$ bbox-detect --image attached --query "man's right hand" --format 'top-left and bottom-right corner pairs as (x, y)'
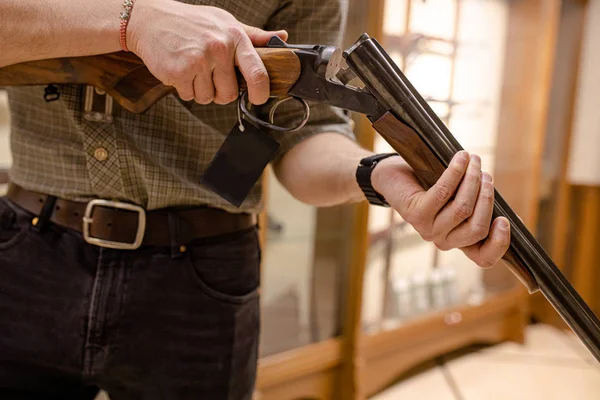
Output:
(127, 0), (288, 105)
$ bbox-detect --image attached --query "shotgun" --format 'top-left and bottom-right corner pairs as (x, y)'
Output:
(2, 33), (600, 361)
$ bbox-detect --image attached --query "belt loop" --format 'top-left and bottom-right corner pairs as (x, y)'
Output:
(32, 195), (57, 232)
(168, 211), (184, 259)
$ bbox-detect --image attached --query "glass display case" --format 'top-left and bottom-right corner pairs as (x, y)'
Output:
(354, 0), (560, 397)
(362, 0), (514, 335)
(255, 0), (560, 395)
(259, 169), (352, 357)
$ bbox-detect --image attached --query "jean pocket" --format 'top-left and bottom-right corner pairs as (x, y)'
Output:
(184, 227), (261, 305)
(0, 199), (28, 251)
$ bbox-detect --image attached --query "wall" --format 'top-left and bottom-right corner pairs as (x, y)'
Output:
(567, 0), (600, 185)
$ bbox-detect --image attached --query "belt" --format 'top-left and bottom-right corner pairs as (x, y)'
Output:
(6, 184), (256, 250)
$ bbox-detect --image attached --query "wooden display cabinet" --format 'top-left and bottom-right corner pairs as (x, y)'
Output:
(254, 0), (562, 399)
(534, 0), (596, 327)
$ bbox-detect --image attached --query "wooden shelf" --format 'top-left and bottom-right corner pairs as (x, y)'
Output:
(254, 288), (528, 400)
(362, 288), (528, 397)
(256, 338), (343, 400)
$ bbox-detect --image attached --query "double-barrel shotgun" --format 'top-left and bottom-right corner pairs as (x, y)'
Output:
(1, 34), (600, 361)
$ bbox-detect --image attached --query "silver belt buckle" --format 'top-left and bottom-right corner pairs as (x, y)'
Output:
(82, 199), (146, 250)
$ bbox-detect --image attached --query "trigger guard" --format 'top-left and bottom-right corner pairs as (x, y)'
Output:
(238, 91), (310, 133)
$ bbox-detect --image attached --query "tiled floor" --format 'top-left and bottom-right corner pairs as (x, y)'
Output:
(371, 324), (600, 400)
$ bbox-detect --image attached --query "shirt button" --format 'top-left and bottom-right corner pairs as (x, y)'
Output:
(94, 147), (108, 161)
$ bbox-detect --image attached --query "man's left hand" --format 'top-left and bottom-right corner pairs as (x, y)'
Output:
(371, 151), (511, 269)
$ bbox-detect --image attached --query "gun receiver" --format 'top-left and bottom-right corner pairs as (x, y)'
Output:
(1, 34), (599, 362)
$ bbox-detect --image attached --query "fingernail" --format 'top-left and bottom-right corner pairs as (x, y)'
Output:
(470, 154), (481, 165)
(482, 172), (492, 183)
(498, 218), (509, 230)
(456, 151), (469, 165)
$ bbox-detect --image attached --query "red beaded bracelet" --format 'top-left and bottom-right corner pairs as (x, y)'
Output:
(119, 0), (135, 52)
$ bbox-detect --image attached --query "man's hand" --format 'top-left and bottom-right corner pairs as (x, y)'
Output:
(274, 133), (509, 268)
(371, 151), (511, 268)
(127, 0), (288, 105)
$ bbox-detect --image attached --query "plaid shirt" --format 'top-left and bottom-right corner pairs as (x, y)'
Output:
(5, 0), (353, 213)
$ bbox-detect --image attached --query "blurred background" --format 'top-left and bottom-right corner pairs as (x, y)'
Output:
(2, 0), (600, 399)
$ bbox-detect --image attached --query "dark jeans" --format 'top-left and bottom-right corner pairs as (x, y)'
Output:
(0, 197), (261, 399)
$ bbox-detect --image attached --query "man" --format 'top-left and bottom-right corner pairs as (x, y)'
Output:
(0, 0), (510, 398)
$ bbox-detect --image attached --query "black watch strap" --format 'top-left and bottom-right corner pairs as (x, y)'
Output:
(356, 153), (399, 207)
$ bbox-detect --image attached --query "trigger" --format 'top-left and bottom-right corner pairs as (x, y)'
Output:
(267, 36), (288, 48)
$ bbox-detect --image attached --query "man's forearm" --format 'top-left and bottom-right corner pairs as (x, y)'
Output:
(273, 133), (376, 207)
(0, 0), (123, 67)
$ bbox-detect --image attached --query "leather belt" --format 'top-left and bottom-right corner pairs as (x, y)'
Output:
(6, 184), (256, 250)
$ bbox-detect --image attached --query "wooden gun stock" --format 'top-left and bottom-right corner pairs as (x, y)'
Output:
(0, 48), (301, 113)
(373, 112), (539, 293)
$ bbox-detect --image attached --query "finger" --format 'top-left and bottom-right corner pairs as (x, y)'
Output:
(193, 66), (215, 105)
(461, 217), (511, 269)
(234, 34), (270, 104)
(431, 154), (482, 239)
(212, 65), (239, 105)
(242, 24), (288, 46)
(212, 44), (239, 105)
(444, 171), (494, 248)
(176, 84), (195, 102)
(420, 151), (470, 217)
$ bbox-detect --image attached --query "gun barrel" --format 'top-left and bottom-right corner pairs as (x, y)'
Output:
(344, 33), (600, 363)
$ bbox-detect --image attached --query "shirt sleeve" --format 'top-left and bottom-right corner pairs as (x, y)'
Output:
(259, 0), (356, 164)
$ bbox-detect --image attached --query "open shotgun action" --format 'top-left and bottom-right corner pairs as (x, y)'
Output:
(2, 33), (600, 361)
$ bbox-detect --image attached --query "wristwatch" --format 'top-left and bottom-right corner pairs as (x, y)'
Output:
(356, 153), (399, 207)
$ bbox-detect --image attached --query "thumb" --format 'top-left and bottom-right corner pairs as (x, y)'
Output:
(241, 24), (288, 46)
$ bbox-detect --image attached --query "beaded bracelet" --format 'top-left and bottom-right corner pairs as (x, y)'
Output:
(119, 0), (135, 52)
